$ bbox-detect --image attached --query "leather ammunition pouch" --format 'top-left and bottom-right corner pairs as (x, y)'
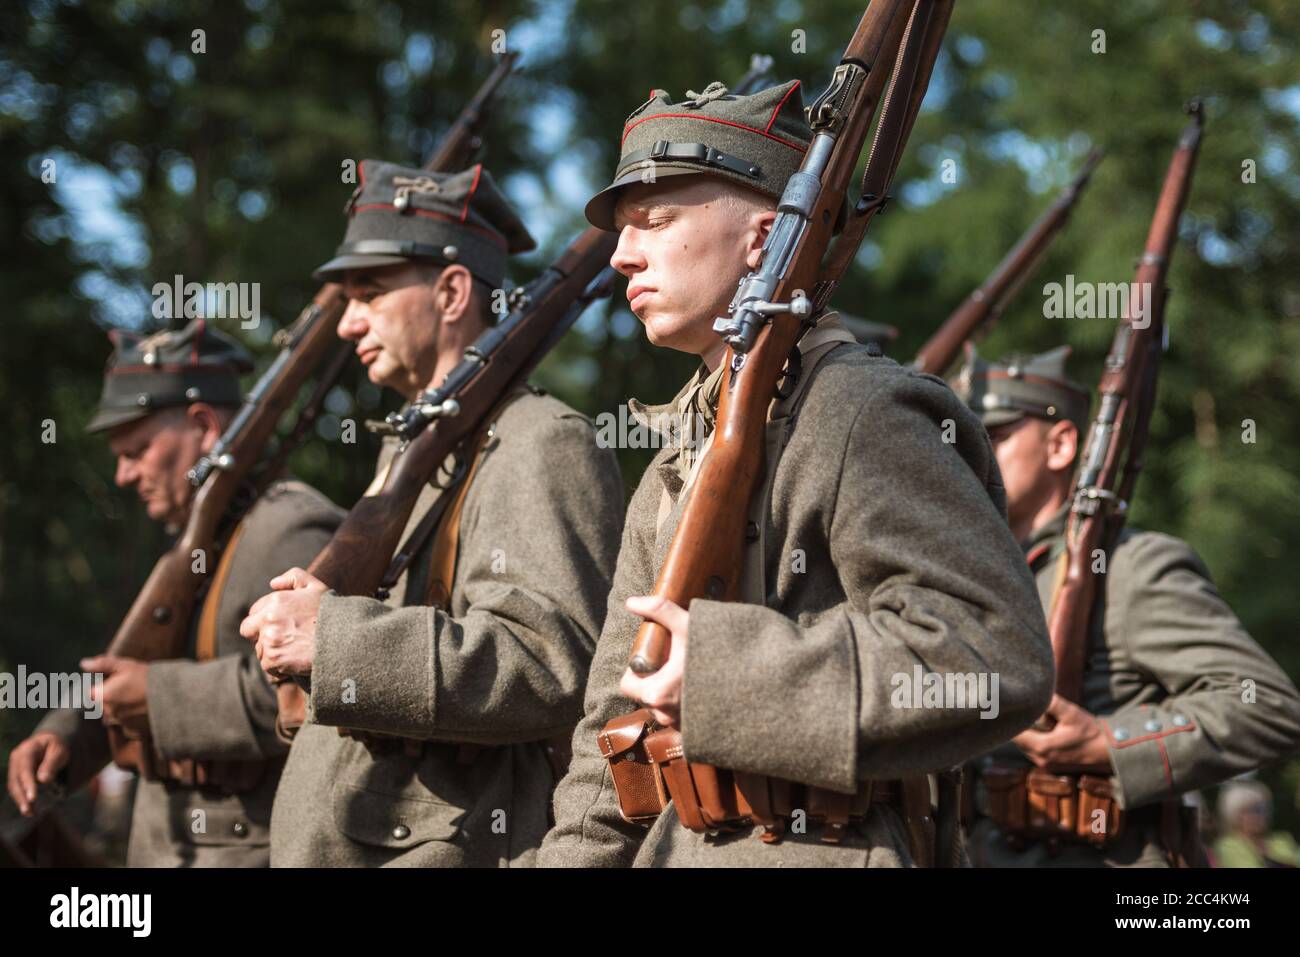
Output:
(598, 712), (941, 860)
(980, 763), (1124, 851)
(598, 708), (669, 823)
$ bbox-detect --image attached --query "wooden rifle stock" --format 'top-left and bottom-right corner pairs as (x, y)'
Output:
(629, 0), (952, 674)
(1047, 103), (1203, 704)
(912, 147), (1104, 376)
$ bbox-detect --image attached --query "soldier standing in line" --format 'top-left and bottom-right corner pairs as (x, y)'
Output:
(7, 320), (343, 866)
(240, 161), (625, 866)
(539, 80), (1055, 867)
(955, 344), (1300, 866)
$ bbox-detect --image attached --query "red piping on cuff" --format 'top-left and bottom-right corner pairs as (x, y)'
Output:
(1100, 717), (1197, 749)
(1156, 737), (1174, 794)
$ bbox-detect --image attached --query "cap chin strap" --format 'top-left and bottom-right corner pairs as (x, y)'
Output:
(979, 392), (1069, 422)
(617, 140), (762, 181)
(329, 240), (495, 289)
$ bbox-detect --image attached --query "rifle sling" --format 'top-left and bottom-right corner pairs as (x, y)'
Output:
(424, 415), (494, 610)
(377, 387), (526, 605)
(195, 519), (250, 662)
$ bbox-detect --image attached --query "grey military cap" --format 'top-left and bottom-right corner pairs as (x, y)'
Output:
(314, 160), (536, 288)
(585, 80), (812, 231)
(954, 343), (1091, 434)
(87, 319), (252, 434)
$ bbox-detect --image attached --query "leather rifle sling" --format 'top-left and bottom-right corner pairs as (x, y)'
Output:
(424, 414), (496, 609)
(196, 519), (249, 661)
(421, 389), (577, 779)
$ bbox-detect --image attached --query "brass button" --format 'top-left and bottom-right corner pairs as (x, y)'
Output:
(392, 824), (411, 840)
(232, 821), (248, 838)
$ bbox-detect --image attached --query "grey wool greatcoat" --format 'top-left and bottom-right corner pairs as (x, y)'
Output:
(270, 389), (624, 867)
(541, 318), (1056, 867)
(967, 507), (1300, 867)
(37, 479), (343, 866)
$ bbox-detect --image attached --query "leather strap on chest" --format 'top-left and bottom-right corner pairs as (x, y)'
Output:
(195, 519), (249, 661)
(423, 413), (496, 610)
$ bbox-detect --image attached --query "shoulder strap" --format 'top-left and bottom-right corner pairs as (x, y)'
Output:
(739, 316), (856, 603)
(425, 424), (492, 610)
(195, 519), (249, 661)
(424, 387), (528, 609)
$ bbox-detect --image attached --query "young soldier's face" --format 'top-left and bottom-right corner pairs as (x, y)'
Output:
(337, 263), (443, 398)
(611, 178), (775, 363)
(108, 407), (216, 527)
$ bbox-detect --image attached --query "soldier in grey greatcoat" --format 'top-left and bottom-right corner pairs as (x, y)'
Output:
(954, 345), (1300, 866)
(540, 80), (1055, 867)
(240, 161), (624, 867)
(7, 320), (342, 866)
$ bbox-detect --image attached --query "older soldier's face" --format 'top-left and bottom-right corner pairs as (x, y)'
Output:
(987, 416), (1078, 537)
(337, 263), (443, 398)
(108, 407), (218, 528)
(611, 177), (775, 366)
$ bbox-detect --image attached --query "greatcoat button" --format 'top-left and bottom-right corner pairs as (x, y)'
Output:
(1144, 719), (1161, 733)
(1113, 728), (1129, 742)
(232, 821), (248, 838)
(392, 824), (411, 840)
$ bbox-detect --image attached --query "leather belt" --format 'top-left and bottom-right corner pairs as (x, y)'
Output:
(152, 757), (269, 794)
(337, 727), (485, 764)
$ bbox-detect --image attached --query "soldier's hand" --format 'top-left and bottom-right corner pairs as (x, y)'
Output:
(7, 732), (71, 816)
(81, 654), (150, 735)
(240, 567), (327, 679)
(620, 595), (688, 728)
(1013, 694), (1113, 773)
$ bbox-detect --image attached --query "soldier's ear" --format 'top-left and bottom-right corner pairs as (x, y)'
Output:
(433, 264), (476, 325)
(1045, 419), (1079, 474)
(745, 209), (778, 270)
(187, 403), (227, 451)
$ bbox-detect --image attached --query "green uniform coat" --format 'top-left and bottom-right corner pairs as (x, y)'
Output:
(967, 507), (1300, 867)
(269, 390), (623, 867)
(37, 479), (343, 866)
(541, 334), (1055, 867)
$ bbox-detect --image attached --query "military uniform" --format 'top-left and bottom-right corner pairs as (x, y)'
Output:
(36, 322), (343, 866)
(956, 346), (1300, 866)
(268, 161), (625, 867)
(541, 82), (1055, 867)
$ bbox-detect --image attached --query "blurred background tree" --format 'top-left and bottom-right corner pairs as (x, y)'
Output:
(2, 0), (1298, 832)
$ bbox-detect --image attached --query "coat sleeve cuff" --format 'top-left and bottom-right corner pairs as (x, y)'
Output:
(310, 592), (437, 735)
(1100, 708), (1196, 809)
(146, 657), (270, 761)
(680, 598), (858, 793)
